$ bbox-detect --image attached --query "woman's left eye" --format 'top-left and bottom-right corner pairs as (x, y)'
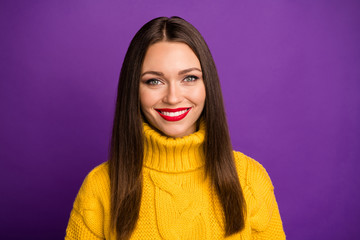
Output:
(183, 75), (199, 82)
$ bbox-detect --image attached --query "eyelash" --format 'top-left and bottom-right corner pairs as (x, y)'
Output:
(145, 79), (162, 85)
(183, 75), (199, 82)
(144, 75), (199, 85)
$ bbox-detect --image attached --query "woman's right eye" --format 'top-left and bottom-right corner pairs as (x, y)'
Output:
(145, 79), (162, 85)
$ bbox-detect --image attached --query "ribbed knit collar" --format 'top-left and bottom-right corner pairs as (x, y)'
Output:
(143, 120), (206, 173)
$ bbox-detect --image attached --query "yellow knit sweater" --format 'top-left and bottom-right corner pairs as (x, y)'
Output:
(65, 122), (285, 239)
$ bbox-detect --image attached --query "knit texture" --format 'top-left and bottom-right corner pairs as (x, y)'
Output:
(65, 122), (285, 239)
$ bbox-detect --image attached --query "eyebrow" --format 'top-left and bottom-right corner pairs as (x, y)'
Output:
(141, 67), (202, 77)
(178, 67), (202, 75)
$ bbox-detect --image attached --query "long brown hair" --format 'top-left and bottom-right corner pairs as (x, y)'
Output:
(109, 16), (246, 239)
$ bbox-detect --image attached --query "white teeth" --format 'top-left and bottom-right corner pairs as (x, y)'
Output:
(161, 109), (187, 117)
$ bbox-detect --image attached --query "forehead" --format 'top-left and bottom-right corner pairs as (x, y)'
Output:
(141, 41), (201, 72)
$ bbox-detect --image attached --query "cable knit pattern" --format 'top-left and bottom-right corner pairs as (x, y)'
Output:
(65, 121), (286, 239)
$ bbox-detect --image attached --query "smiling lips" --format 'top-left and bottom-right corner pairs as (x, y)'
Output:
(155, 107), (191, 121)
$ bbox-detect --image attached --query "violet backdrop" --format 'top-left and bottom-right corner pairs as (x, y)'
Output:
(1, 0), (359, 239)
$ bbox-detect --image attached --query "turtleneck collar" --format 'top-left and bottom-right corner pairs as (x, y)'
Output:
(143, 120), (206, 173)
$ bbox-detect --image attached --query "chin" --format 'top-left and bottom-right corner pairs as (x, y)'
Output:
(158, 125), (193, 138)
(160, 129), (186, 138)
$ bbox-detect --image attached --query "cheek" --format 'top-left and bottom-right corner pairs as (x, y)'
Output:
(139, 89), (152, 108)
(191, 85), (206, 106)
(140, 88), (161, 110)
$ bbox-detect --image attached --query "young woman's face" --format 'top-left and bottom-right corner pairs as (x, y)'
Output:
(140, 41), (206, 138)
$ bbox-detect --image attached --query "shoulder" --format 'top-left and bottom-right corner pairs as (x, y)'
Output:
(69, 162), (110, 238)
(84, 161), (109, 185)
(87, 161), (109, 179)
(232, 151), (274, 194)
(232, 151), (285, 237)
(72, 161), (110, 214)
(80, 162), (109, 193)
(233, 151), (278, 229)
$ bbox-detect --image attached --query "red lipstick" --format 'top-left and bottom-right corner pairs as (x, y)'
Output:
(155, 107), (191, 121)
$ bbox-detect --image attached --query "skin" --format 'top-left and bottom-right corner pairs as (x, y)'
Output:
(140, 41), (206, 138)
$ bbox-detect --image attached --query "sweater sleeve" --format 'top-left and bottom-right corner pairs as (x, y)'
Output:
(234, 152), (286, 239)
(65, 163), (108, 240)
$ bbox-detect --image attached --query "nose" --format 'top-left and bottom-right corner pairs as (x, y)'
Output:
(163, 83), (183, 105)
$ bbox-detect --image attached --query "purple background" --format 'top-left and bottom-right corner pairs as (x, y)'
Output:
(1, 0), (359, 239)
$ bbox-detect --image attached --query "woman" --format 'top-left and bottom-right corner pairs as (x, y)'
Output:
(65, 16), (285, 239)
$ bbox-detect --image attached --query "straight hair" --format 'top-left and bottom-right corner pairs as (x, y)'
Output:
(109, 16), (246, 240)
